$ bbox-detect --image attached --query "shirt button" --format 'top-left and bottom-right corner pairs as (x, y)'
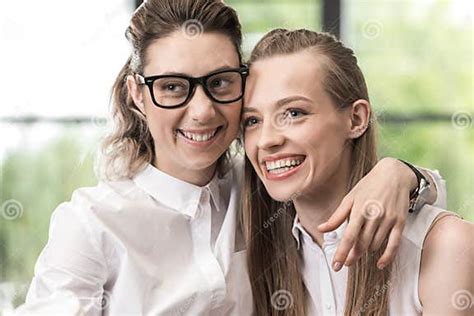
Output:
(325, 303), (332, 310)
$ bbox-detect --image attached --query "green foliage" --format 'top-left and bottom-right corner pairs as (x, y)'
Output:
(228, 0), (320, 34)
(377, 122), (474, 220)
(350, 0), (473, 114)
(0, 131), (98, 307)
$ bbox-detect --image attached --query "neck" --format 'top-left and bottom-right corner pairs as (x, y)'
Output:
(293, 158), (352, 246)
(153, 158), (216, 187)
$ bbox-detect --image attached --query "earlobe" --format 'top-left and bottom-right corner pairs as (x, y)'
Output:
(348, 99), (371, 139)
(126, 75), (146, 114)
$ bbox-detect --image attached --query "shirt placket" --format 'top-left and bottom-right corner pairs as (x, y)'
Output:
(320, 242), (337, 316)
(191, 187), (226, 312)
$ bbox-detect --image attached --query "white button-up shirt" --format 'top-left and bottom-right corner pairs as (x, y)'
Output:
(18, 159), (252, 315)
(292, 169), (447, 316)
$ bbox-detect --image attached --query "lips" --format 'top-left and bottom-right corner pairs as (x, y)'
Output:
(176, 126), (223, 145)
(261, 154), (306, 180)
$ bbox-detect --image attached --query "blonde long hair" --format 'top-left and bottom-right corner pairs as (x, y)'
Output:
(242, 29), (391, 316)
(98, 0), (242, 180)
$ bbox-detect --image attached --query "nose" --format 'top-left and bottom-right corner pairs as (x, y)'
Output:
(187, 85), (216, 124)
(257, 117), (285, 150)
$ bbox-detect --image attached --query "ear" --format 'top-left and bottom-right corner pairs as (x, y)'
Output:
(126, 75), (146, 114)
(347, 99), (371, 139)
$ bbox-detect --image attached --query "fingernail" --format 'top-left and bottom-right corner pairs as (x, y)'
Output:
(333, 261), (342, 271)
(377, 263), (385, 270)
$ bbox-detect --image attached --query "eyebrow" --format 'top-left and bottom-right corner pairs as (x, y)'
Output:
(243, 95), (312, 113)
(153, 65), (238, 77)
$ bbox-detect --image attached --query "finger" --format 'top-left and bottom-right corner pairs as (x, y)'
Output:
(344, 247), (357, 267)
(318, 196), (353, 232)
(332, 216), (364, 271)
(377, 226), (403, 269)
(345, 219), (380, 265)
(344, 242), (363, 267)
(370, 221), (396, 251)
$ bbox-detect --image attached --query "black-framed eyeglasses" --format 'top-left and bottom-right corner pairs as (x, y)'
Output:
(136, 65), (249, 109)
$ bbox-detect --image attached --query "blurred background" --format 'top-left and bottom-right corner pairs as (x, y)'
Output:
(0, 0), (472, 312)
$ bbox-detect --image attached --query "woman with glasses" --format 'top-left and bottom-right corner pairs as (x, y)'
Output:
(17, 0), (446, 315)
(242, 29), (472, 315)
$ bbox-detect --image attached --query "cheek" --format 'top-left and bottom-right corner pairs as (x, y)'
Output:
(304, 122), (348, 162)
(243, 132), (259, 166)
(290, 123), (326, 149)
(145, 108), (182, 140)
(221, 103), (242, 130)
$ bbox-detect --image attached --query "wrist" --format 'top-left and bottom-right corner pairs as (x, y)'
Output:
(378, 157), (418, 192)
(400, 160), (419, 193)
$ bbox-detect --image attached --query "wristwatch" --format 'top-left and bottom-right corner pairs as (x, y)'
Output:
(398, 159), (431, 213)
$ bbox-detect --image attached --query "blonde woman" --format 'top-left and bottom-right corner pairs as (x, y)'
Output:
(242, 29), (473, 316)
(18, 1), (447, 315)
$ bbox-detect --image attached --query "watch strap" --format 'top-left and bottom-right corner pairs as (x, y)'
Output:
(398, 159), (430, 213)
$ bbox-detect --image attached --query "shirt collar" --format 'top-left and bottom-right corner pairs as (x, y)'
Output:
(133, 164), (224, 218)
(291, 215), (348, 250)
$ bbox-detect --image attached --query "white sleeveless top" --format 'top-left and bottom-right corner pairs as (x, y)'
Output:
(389, 205), (457, 315)
(293, 205), (458, 315)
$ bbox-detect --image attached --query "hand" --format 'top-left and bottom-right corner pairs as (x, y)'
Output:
(318, 157), (417, 271)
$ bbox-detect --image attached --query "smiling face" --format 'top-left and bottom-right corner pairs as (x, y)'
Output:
(243, 50), (356, 201)
(127, 31), (242, 185)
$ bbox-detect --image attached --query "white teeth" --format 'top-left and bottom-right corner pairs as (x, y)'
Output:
(265, 158), (303, 173)
(180, 129), (218, 142)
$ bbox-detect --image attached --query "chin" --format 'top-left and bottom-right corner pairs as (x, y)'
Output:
(187, 158), (217, 171)
(263, 183), (300, 203)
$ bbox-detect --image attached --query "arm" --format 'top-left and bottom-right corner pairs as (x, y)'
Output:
(318, 157), (444, 271)
(419, 216), (474, 315)
(16, 204), (107, 315)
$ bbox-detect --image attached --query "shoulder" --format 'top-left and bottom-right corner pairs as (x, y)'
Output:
(423, 215), (473, 252)
(66, 178), (145, 210)
(50, 178), (145, 233)
(418, 214), (474, 314)
(48, 179), (142, 249)
(420, 215), (473, 273)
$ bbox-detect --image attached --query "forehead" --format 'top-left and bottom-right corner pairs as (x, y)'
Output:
(245, 50), (327, 107)
(143, 31), (240, 76)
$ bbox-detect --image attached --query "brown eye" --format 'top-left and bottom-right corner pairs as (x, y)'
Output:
(285, 108), (306, 118)
(243, 117), (259, 128)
